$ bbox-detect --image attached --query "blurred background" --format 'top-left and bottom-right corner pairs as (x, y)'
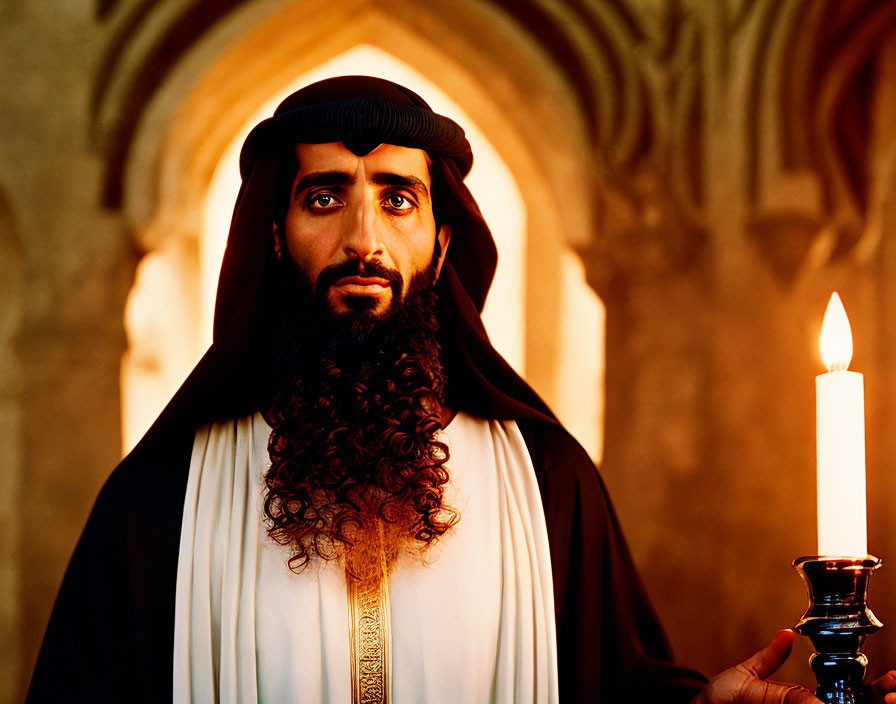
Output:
(3, 0), (896, 700)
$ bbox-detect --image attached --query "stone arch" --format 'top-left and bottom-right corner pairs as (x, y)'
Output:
(114, 0), (604, 455)
(121, 1), (593, 245)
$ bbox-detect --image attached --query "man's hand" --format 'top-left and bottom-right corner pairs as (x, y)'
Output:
(693, 630), (896, 704)
(874, 670), (896, 704)
(692, 630), (818, 704)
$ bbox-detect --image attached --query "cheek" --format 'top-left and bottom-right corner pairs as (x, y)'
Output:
(405, 236), (438, 273)
(285, 223), (338, 276)
(391, 220), (437, 270)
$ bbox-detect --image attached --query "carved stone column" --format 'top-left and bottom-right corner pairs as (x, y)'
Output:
(13, 200), (135, 683)
(16, 311), (132, 687)
(0, 190), (24, 704)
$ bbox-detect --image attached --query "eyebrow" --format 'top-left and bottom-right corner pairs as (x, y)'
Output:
(293, 171), (430, 199)
(370, 173), (429, 199)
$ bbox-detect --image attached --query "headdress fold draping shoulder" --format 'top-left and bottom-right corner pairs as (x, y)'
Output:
(129, 75), (556, 462)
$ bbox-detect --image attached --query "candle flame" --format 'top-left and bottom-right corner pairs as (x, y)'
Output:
(820, 292), (853, 372)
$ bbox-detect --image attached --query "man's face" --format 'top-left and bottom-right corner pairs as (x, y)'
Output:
(277, 142), (451, 316)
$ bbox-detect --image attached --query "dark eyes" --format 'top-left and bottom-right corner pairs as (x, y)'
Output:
(304, 191), (416, 213)
(384, 194), (414, 211)
(308, 192), (340, 209)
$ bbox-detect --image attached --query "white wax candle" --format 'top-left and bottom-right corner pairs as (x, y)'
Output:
(816, 293), (867, 556)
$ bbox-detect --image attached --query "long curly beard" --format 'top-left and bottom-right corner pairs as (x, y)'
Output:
(261, 254), (458, 583)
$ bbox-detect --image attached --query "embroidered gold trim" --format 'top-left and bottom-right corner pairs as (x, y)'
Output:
(347, 574), (391, 704)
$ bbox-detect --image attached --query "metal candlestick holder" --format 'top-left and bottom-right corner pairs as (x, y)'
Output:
(793, 556), (882, 704)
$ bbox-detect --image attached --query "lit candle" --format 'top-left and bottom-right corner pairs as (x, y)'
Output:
(816, 292), (867, 556)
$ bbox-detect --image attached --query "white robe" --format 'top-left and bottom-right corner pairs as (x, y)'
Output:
(173, 411), (558, 703)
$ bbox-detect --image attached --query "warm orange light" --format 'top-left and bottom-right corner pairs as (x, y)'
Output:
(820, 292), (852, 372)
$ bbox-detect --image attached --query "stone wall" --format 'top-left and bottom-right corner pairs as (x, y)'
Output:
(1, 3), (134, 698)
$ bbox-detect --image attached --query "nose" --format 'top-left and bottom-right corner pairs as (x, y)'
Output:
(342, 195), (384, 261)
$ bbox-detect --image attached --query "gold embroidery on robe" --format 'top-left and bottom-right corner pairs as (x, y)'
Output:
(347, 574), (391, 704)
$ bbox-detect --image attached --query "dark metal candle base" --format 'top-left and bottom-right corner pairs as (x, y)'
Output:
(793, 556), (882, 704)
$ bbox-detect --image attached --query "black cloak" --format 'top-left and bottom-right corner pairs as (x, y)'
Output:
(27, 76), (707, 703)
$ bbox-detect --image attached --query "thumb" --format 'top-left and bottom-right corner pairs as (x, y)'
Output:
(740, 630), (795, 680)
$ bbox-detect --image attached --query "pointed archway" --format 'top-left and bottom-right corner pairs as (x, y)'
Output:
(118, 1), (603, 458)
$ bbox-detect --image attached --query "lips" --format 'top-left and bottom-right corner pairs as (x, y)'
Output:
(330, 276), (393, 299)
(315, 261), (402, 301)
(333, 276), (391, 288)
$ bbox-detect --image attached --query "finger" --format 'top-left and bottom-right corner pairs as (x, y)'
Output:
(737, 681), (820, 704)
(740, 630), (796, 680)
(772, 684), (821, 704)
(886, 694), (896, 704)
(874, 670), (896, 691)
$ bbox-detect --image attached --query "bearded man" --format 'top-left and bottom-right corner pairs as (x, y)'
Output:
(27, 77), (896, 703)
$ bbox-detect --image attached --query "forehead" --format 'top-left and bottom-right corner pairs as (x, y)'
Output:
(292, 142), (432, 183)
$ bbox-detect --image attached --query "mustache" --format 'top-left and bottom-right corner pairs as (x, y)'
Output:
(315, 259), (403, 297)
